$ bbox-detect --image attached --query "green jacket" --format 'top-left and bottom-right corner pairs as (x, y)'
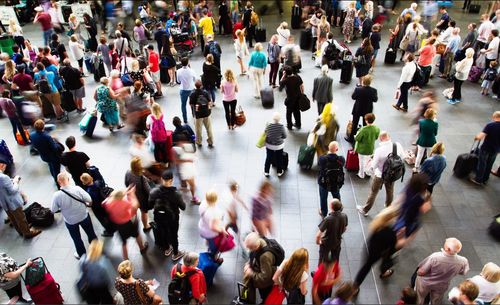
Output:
(354, 125), (380, 155)
(416, 119), (438, 147)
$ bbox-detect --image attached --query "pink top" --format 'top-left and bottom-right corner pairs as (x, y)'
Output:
(110, 77), (124, 91)
(221, 80), (237, 102)
(103, 198), (135, 225)
(418, 44), (436, 67)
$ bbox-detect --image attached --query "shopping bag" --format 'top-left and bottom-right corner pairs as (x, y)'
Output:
(264, 285), (286, 305)
(256, 131), (266, 148)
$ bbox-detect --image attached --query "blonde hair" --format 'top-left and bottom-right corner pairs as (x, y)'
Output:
(224, 69), (235, 82)
(254, 43), (263, 51)
(117, 260), (133, 279)
(205, 190), (218, 205)
(151, 102), (162, 118)
(87, 240), (104, 261)
(423, 108), (436, 119)
(4, 61), (15, 80)
(369, 206), (399, 233)
(110, 189), (126, 201)
(481, 262), (500, 283)
(236, 29), (245, 43)
(70, 35), (78, 42)
(320, 15), (328, 27)
(135, 19), (142, 26)
(130, 156), (144, 176)
(281, 248), (309, 291)
(430, 142), (445, 155)
(69, 14), (76, 21)
(131, 60), (140, 72)
(80, 173), (94, 186)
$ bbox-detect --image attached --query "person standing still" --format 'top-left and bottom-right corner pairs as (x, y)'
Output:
(317, 141), (345, 218)
(279, 66), (304, 130)
(312, 65), (333, 115)
(470, 111), (500, 185)
(316, 199), (348, 263)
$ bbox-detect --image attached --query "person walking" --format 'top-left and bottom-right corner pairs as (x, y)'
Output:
(80, 173), (115, 237)
(415, 238), (469, 305)
(354, 38), (374, 86)
(202, 54), (220, 103)
(471, 111), (500, 185)
(221, 69), (239, 130)
(420, 142), (447, 195)
(279, 65), (304, 130)
(448, 48), (474, 105)
(267, 35), (281, 88)
(393, 53), (417, 112)
(316, 199), (347, 263)
(348, 75), (378, 143)
(189, 80), (214, 148)
(51, 171), (97, 259)
(0, 160), (41, 239)
(124, 157), (152, 232)
(34, 6), (53, 47)
(146, 103), (169, 163)
(203, 35), (222, 71)
(94, 77), (121, 132)
(234, 29), (249, 76)
(317, 141), (345, 218)
(354, 113), (380, 179)
(312, 65), (333, 115)
(272, 248), (309, 304)
(356, 132), (405, 216)
(30, 119), (62, 185)
(149, 170), (186, 261)
(0, 90), (30, 145)
(248, 43), (267, 99)
(177, 57), (197, 124)
(263, 112), (287, 177)
(242, 2), (256, 48)
(414, 109), (438, 172)
(251, 180), (274, 237)
(311, 257), (342, 304)
(198, 190), (226, 257)
(60, 136), (90, 188)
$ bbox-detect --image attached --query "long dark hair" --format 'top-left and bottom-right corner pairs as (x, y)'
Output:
(362, 38), (373, 54)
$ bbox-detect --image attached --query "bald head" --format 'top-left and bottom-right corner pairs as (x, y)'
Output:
(57, 171), (71, 187)
(328, 141), (339, 153)
(379, 131), (390, 142)
(244, 232), (263, 251)
(444, 238), (462, 255)
(493, 111), (500, 120)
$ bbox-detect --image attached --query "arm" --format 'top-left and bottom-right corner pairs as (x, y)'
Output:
(250, 252), (275, 287)
(474, 132), (486, 141)
(4, 259), (32, 280)
(174, 191), (186, 211)
(78, 187), (92, 203)
(299, 278), (308, 296)
(108, 88), (120, 99)
(315, 229), (323, 245)
(417, 256), (432, 276)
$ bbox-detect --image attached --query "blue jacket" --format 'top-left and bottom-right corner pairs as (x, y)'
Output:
(420, 155), (447, 185)
(0, 172), (24, 211)
(30, 131), (61, 163)
(249, 51), (267, 69)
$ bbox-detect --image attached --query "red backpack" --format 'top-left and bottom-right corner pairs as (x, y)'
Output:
(151, 115), (168, 142)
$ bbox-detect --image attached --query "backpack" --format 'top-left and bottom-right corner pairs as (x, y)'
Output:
(411, 63), (424, 87)
(382, 143), (405, 184)
(50, 41), (59, 57)
(320, 156), (345, 190)
(36, 73), (52, 94)
(168, 264), (196, 304)
(151, 115), (168, 142)
(258, 237), (285, 266)
(250, 11), (259, 26)
(486, 69), (497, 81)
(208, 41), (221, 58)
(323, 41), (340, 61)
(194, 93), (211, 118)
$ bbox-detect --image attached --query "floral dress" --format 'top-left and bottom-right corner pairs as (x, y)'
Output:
(96, 85), (119, 126)
(130, 70), (155, 95)
(115, 278), (152, 305)
(342, 8), (355, 37)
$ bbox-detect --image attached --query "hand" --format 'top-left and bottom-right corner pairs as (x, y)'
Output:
(26, 258), (32, 266)
(13, 176), (21, 183)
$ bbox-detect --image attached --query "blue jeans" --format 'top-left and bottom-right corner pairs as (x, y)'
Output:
(9, 117), (29, 143)
(47, 161), (61, 184)
(65, 214), (97, 257)
(43, 29), (54, 47)
(475, 149), (497, 183)
(207, 88), (216, 103)
(180, 90), (192, 123)
(318, 184), (340, 217)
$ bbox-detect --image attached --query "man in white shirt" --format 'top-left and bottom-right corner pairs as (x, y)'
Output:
(481, 29), (500, 68)
(393, 53), (417, 112)
(357, 131), (404, 216)
(176, 57), (197, 124)
(476, 14), (495, 51)
(114, 31), (129, 58)
(276, 22), (290, 48)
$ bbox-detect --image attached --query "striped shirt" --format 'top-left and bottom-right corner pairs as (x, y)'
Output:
(265, 123), (287, 149)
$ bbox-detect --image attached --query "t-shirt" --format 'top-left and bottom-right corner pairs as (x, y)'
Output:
(12, 73), (33, 92)
(104, 198), (134, 225)
(318, 211), (348, 248)
(60, 151), (90, 184)
(198, 201), (224, 239)
(370, 32), (381, 50)
(221, 80), (237, 101)
(69, 40), (84, 61)
(0, 98), (17, 118)
(486, 37), (500, 60)
(34, 70), (57, 93)
(418, 45), (436, 67)
(470, 275), (500, 303)
(437, 12), (449, 30)
(60, 66), (83, 90)
(199, 16), (214, 35)
(280, 75), (303, 102)
(134, 25), (147, 41)
(0, 253), (19, 290)
(312, 262), (340, 296)
(148, 51), (160, 72)
(481, 121), (500, 153)
(36, 12), (52, 31)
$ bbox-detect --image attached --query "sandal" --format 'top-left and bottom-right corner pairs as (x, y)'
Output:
(380, 269), (394, 278)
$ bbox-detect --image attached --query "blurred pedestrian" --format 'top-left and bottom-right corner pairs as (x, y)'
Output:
(251, 180), (274, 237)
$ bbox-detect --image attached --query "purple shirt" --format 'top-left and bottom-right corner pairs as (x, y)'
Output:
(0, 98), (17, 118)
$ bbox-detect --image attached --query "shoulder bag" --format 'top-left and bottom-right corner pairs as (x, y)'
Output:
(61, 189), (89, 206)
(135, 280), (162, 305)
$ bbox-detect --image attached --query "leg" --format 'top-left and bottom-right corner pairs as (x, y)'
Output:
(180, 90), (189, 123)
(354, 252), (381, 287)
(275, 148), (283, 173)
(7, 208), (32, 236)
(195, 118), (203, 145)
(65, 221), (86, 257)
(318, 244), (329, 264)
(427, 183), (435, 194)
(379, 253), (394, 274)
(397, 82), (410, 110)
(264, 148), (273, 174)
(223, 102), (231, 126)
(317, 103), (325, 115)
(122, 242), (128, 260)
(350, 115), (361, 141)
(186, 178), (196, 198)
(286, 107), (293, 129)
(5, 281), (26, 301)
(415, 145), (426, 169)
(358, 154), (369, 178)
(415, 277), (431, 305)
(80, 214), (98, 245)
(452, 79), (463, 101)
(384, 181), (395, 207)
(258, 285), (274, 303)
(475, 150), (497, 183)
(429, 290), (445, 305)
(256, 70), (263, 95)
(230, 100), (237, 126)
(47, 161), (61, 184)
(204, 117), (214, 145)
(293, 107), (301, 128)
(362, 176), (383, 213)
(170, 217), (180, 254)
(141, 210), (151, 230)
(318, 185), (329, 218)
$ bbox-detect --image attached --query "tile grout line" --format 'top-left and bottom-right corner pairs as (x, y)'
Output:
(339, 140), (381, 305)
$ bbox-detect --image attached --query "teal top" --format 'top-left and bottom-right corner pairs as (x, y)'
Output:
(248, 51), (267, 69)
(416, 119), (438, 148)
(354, 125), (380, 155)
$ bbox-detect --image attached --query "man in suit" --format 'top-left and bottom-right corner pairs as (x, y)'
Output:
(312, 65), (333, 115)
(360, 13), (373, 39)
(30, 119), (62, 185)
(347, 75), (378, 143)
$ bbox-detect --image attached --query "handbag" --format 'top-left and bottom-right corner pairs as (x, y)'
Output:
(235, 105), (246, 126)
(214, 231), (236, 252)
(436, 43), (446, 55)
(25, 259), (46, 287)
(121, 58), (134, 86)
(256, 130), (266, 148)
(66, 28), (74, 37)
(298, 94), (310, 112)
(264, 285), (286, 305)
(399, 36), (410, 51)
(135, 281), (162, 305)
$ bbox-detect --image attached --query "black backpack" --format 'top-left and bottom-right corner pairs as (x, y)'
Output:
(194, 93), (211, 118)
(168, 264), (196, 304)
(411, 63), (424, 87)
(323, 41), (340, 61)
(320, 156), (345, 190)
(382, 143), (405, 184)
(259, 237), (285, 266)
(23, 202), (54, 227)
(36, 74), (52, 94)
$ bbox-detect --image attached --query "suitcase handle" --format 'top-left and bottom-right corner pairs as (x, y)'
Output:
(19, 257), (49, 282)
(237, 282), (247, 299)
(470, 140), (481, 153)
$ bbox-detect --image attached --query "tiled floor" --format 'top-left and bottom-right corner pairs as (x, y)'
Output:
(1, 1), (499, 304)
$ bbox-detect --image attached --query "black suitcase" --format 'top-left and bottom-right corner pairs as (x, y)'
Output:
(282, 151), (289, 170)
(160, 66), (170, 84)
(61, 90), (77, 112)
(340, 60), (353, 84)
(453, 141), (480, 178)
(469, 4), (480, 13)
(255, 27), (267, 42)
(230, 282), (248, 305)
(150, 221), (167, 249)
(300, 29), (312, 50)
(93, 59), (105, 82)
(291, 6), (302, 29)
(85, 115), (98, 137)
(260, 87), (274, 108)
(488, 214), (500, 242)
(384, 47), (397, 64)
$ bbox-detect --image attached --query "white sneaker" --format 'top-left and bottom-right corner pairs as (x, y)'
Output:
(356, 205), (368, 217)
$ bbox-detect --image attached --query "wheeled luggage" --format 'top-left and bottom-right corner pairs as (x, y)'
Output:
(300, 29), (312, 50)
(291, 5), (302, 29)
(298, 144), (316, 169)
(282, 151), (289, 170)
(23, 257), (64, 304)
(384, 47), (397, 64)
(260, 87), (274, 108)
(230, 282), (248, 305)
(345, 149), (359, 171)
(79, 113), (98, 137)
(468, 4), (480, 13)
(340, 59), (353, 84)
(488, 214), (500, 242)
(197, 252), (221, 287)
(61, 90), (76, 112)
(467, 66), (483, 83)
(453, 141), (480, 178)
(255, 20), (267, 43)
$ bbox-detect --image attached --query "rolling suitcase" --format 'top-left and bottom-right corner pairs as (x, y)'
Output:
(384, 47), (397, 64)
(230, 282), (248, 305)
(340, 59), (353, 84)
(298, 144), (316, 169)
(23, 257), (64, 304)
(300, 29), (312, 50)
(468, 3), (480, 13)
(197, 252), (222, 287)
(345, 149), (359, 171)
(61, 90), (76, 112)
(291, 5), (302, 29)
(260, 87), (274, 108)
(255, 19), (267, 43)
(467, 66), (483, 82)
(453, 141), (480, 178)
(270, 151), (288, 170)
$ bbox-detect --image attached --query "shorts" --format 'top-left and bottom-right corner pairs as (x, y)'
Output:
(71, 86), (86, 100)
(372, 49), (379, 59)
(151, 71), (160, 83)
(481, 79), (492, 89)
(116, 219), (139, 243)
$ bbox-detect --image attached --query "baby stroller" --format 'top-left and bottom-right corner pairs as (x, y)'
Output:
(170, 25), (194, 57)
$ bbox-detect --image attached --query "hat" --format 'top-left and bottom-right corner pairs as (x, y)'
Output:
(34, 6), (43, 12)
(161, 170), (174, 181)
(0, 157), (9, 165)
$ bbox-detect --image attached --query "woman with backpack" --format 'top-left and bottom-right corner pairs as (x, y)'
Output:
(272, 248), (309, 304)
(354, 38), (373, 87)
(146, 103), (170, 163)
(125, 157), (152, 233)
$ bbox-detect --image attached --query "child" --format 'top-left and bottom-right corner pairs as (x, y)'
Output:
(481, 61), (498, 95)
(322, 281), (356, 305)
(396, 287), (417, 305)
(370, 23), (382, 70)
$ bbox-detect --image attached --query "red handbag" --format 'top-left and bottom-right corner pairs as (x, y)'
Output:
(345, 149), (360, 171)
(214, 231), (236, 252)
(264, 285), (286, 305)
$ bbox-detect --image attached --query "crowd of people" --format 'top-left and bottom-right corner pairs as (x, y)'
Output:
(0, 0), (499, 304)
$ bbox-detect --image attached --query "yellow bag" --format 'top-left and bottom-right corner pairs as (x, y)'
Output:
(251, 11), (259, 26)
(256, 131), (266, 148)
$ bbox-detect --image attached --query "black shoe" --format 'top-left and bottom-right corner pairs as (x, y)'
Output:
(344, 136), (353, 143)
(287, 125), (293, 130)
(101, 230), (114, 237)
